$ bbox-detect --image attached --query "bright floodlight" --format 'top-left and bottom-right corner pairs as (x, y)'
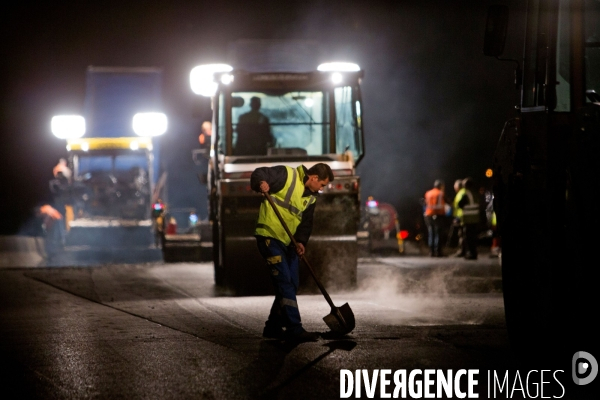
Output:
(317, 62), (361, 72)
(132, 112), (168, 137)
(51, 115), (85, 139)
(190, 64), (233, 97)
(331, 72), (343, 84)
(220, 73), (234, 85)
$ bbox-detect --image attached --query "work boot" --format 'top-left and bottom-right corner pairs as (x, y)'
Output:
(262, 326), (285, 340)
(285, 329), (320, 343)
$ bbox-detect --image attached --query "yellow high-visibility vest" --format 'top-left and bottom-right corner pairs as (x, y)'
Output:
(453, 188), (466, 220)
(255, 166), (317, 245)
(461, 189), (481, 225)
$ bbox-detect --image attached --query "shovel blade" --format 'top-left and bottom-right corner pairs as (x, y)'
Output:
(323, 302), (355, 335)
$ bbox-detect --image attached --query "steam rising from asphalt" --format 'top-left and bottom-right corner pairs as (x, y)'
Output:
(346, 257), (504, 326)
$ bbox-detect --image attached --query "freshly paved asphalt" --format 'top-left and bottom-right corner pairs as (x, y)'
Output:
(0, 248), (594, 399)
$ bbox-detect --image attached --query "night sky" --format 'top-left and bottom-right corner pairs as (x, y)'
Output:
(0, 0), (524, 235)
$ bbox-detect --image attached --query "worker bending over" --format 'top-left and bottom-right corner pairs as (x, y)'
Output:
(251, 163), (333, 343)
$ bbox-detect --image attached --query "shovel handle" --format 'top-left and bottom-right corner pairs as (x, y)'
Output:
(263, 192), (336, 309)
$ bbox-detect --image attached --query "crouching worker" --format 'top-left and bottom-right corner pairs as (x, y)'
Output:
(251, 163), (334, 343)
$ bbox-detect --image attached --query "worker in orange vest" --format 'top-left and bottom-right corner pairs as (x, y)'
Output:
(424, 179), (447, 257)
(198, 121), (212, 151)
(36, 204), (65, 257)
(37, 204), (63, 230)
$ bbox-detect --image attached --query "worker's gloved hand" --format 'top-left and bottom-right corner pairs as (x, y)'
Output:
(259, 181), (270, 193)
(295, 243), (305, 256)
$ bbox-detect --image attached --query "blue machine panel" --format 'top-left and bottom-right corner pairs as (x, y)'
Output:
(84, 67), (163, 138)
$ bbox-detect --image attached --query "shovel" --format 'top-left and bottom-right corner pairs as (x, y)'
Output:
(264, 192), (355, 335)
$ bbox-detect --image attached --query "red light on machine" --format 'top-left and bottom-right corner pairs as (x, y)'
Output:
(398, 230), (409, 240)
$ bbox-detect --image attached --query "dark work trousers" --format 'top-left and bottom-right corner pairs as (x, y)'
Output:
(463, 223), (478, 259)
(256, 236), (304, 335)
(43, 219), (64, 257)
(448, 219), (464, 253)
(455, 223), (465, 255)
(424, 215), (443, 256)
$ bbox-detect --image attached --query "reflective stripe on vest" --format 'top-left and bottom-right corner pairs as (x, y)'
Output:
(270, 168), (306, 219)
(462, 190), (480, 224)
(255, 166), (317, 245)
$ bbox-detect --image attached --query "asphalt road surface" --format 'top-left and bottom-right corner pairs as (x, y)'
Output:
(0, 253), (593, 399)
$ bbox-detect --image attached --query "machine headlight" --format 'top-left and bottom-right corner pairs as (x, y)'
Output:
(51, 115), (85, 139)
(132, 112), (168, 137)
(220, 73), (234, 84)
(331, 72), (343, 84)
(190, 64), (233, 97)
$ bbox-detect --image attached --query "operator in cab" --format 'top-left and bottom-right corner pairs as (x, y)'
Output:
(251, 163), (334, 343)
(235, 96), (274, 156)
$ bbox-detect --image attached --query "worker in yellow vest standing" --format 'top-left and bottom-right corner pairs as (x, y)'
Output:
(450, 179), (466, 256)
(458, 177), (481, 260)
